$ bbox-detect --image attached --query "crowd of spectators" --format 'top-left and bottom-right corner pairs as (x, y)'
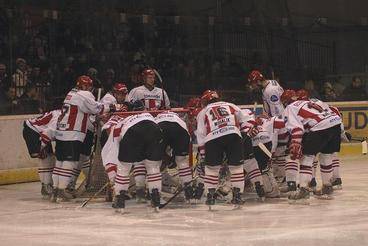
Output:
(0, 7), (367, 115)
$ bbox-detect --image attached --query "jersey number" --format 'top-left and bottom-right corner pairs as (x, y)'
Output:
(209, 106), (230, 121)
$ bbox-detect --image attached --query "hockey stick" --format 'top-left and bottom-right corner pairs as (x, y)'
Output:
(258, 142), (272, 158)
(152, 69), (167, 109)
(80, 182), (109, 208)
(159, 176), (198, 209)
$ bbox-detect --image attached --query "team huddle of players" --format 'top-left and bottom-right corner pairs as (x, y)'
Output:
(22, 68), (350, 211)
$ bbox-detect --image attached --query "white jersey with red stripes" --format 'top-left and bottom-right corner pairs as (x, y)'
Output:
(119, 113), (156, 140)
(56, 88), (109, 142)
(196, 101), (252, 147)
(262, 80), (285, 117)
(100, 92), (117, 105)
(283, 99), (342, 143)
(101, 114), (124, 131)
(239, 108), (257, 133)
(26, 110), (61, 134)
(101, 120), (123, 168)
(127, 85), (170, 110)
(252, 116), (288, 152)
(155, 111), (188, 132)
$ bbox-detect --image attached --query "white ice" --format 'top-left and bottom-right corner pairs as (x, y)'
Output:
(1, 157), (368, 246)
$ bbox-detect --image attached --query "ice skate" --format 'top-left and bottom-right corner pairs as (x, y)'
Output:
(150, 188), (161, 212)
(254, 181), (266, 201)
(309, 177), (317, 192)
(113, 190), (127, 214)
(314, 184), (334, 200)
(206, 188), (216, 210)
(41, 183), (53, 199)
(52, 189), (74, 203)
(288, 187), (310, 205)
(231, 187), (244, 209)
(183, 182), (194, 202)
(332, 178), (342, 190)
(193, 182), (204, 203)
(135, 187), (147, 203)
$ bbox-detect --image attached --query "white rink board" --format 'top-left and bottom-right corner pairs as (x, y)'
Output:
(0, 157), (367, 246)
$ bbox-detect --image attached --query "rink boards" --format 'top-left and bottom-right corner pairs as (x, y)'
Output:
(0, 101), (367, 185)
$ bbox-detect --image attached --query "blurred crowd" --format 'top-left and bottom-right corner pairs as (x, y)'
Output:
(0, 8), (367, 115)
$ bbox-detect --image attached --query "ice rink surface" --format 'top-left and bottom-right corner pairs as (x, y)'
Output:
(1, 157), (368, 246)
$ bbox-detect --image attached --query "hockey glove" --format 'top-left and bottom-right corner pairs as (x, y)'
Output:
(289, 141), (302, 160)
(109, 103), (128, 112)
(248, 126), (259, 138)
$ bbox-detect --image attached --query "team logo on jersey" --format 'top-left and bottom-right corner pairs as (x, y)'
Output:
(270, 95), (278, 102)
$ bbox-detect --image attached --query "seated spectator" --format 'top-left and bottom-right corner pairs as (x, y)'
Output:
(304, 79), (321, 99)
(12, 58), (28, 98)
(0, 63), (10, 96)
(17, 84), (41, 114)
(343, 76), (368, 101)
(321, 82), (337, 102)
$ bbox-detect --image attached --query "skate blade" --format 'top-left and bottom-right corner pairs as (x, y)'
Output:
(232, 204), (242, 210)
(115, 208), (126, 214)
(314, 194), (334, 200)
(154, 207), (160, 213)
(288, 199), (310, 205)
(333, 185), (342, 190)
(259, 197), (266, 202)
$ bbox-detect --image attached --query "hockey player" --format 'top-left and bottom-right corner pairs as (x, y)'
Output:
(23, 109), (61, 198)
(282, 91), (342, 201)
(296, 89), (348, 190)
(127, 69), (170, 200)
(155, 111), (193, 201)
(113, 108), (164, 212)
(248, 70), (287, 180)
(100, 82), (128, 105)
(52, 75), (120, 202)
(196, 90), (251, 207)
(127, 68), (170, 110)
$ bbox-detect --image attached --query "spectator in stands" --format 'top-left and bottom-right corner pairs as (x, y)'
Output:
(342, 76), (367, 101)
(12, 58), (28, 98)
(304, 79), (321, 99)
(321, 82), (337, 102)
(18, 83), (41, 114)
(87, 67), (102, 88)
(102, 68), (115, 92)
(0, 63), (10, 94)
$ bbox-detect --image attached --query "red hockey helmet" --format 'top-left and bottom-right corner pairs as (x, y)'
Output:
(76, 75), (93, 89)
(296, 89), (309, 100)
(248, 70), (264, 84)
(281, 89), (297, 106)
(142, 68), (155, 78)
(201, 90), (219, 105)
(113, 82), (128, 93)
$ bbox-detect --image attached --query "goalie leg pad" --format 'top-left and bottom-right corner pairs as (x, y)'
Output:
(79, 154), (90, 177)
(261, 168), (280, 198)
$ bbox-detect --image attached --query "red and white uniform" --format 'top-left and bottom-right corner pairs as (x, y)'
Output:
(101, 119), (124, 174)
(127, 85), (170, 110)
(26, 110), (61, 145)
(101, 114), (124, 131)
(283, 99), (342, 143)
(155, 111), (188, 132)
(100, 92), (117, 105)
(262, 80), (284, 117)
(119, 113), (156, 139)
(56, 88), (109, 142)
(196, 101), (251, 148)
(252, 116), (288, 153)
(239, 109), (257, 134)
